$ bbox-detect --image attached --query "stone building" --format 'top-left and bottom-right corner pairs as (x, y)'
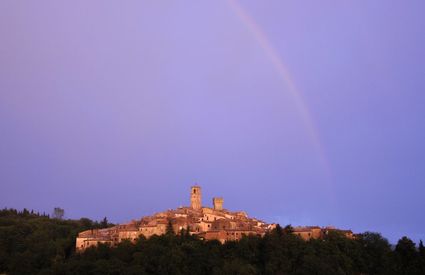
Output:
(190, 185), (202, 210)
(76, 185), (353, 251)
(292, 226), (354, 241)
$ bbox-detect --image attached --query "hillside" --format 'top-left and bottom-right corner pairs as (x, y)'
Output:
(1, 208), (425, 275)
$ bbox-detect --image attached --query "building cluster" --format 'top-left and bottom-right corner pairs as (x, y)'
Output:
(292, 226), (353, 241)
(76, 186), (353, 251)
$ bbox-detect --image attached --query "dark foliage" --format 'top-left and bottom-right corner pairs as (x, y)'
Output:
(0, 208), (114, 275)
(0, 208), (424, 275)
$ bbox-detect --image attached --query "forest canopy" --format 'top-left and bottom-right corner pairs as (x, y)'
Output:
(0, 208), (424, 275)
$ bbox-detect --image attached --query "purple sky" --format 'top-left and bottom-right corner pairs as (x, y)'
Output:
(1, 1), (424, 243)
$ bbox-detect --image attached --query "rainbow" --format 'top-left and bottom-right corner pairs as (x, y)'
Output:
(227, 0), (332, 182)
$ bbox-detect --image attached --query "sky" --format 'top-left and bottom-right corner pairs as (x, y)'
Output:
(0, 0), (424, 244)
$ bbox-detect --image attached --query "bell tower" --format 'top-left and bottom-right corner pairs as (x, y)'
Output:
(213, 197), (223, 211)
(190, 185), (202, 210)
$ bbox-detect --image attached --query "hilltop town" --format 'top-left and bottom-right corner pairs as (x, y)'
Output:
(76, 186), (353, 251)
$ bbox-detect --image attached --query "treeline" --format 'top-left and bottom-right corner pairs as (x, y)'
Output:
(1, 209), (425, 275)
(0, 208), (113, 275)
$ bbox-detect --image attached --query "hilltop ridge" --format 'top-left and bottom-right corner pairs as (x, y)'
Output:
(76, 185), (352, 251)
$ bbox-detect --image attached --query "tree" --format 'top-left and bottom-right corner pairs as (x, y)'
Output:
(357, 232), (392, 274)
(52, 207), (64, 220)
(419, 240), (425, 258)
(283, 224), (294, 234)
(166, 220), (175, 236)
(395, 236), (420, 274)
(3, 208), (425, 275)
(419, 240), (425, 274)
(100, 217), (108, 228)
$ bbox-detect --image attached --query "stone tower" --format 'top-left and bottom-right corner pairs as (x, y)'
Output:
(190, 185), (202, 210)
(213, 197), (223, 211)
